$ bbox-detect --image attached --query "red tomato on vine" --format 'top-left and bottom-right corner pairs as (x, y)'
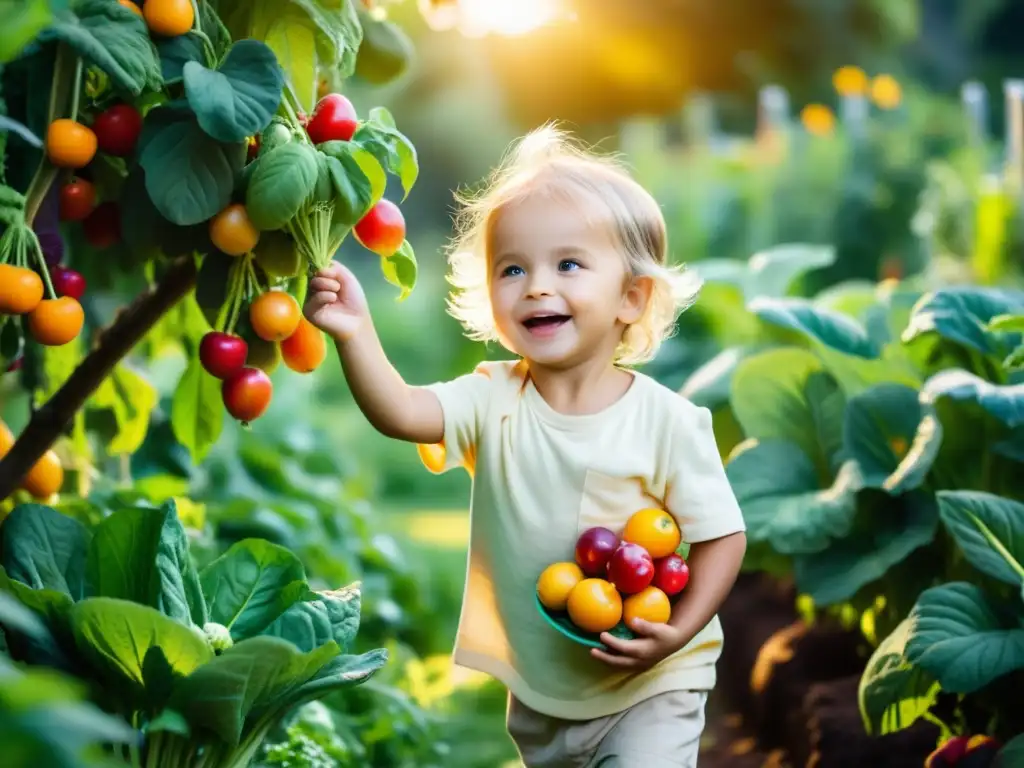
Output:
(354, 199), (406, 258)
(59, 178), (96, 222)
(222, 367), (273, 422)
(306, 93), (358, 143)
(93, 104), (143, 157)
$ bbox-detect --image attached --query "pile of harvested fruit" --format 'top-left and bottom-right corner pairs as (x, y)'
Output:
(536, 508), (691, 635)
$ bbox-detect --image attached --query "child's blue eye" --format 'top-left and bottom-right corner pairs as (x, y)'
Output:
(502, 265), (524, 277)
(559, 259), (581, 272)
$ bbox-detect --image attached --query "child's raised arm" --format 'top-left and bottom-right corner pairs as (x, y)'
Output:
(304, 261), (444, 445)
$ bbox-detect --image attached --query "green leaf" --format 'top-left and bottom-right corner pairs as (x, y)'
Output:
(842, 383), (923, 491)
(742, 244), (836, 300)
(0, 0), (53, 64)
(726, 439), (861, 553)
(904, 582), (1024, 694)
(352, 107), (419, 199)
(987, 313), (1024, 334)
(918, 369), (1024, 429)
(730, 347), (827, 465)
(264, 9), (319, 113)
(169, 636), (338, 747)
(0, 184), (28, 225)
(184, 39), (285, 144)
(273, 648), (387, 717)
(381, 239), (417, 300)
(171, 358), (225, 464)
(263, 584), (361, 653)
(0, 566), (74, 630)
(680, 347), (759, 410)
(199, 539), (310, 640)
(315, 143), (374, 227)
(88, 364), (158, 455)
(355, 10), (414, 86)
(86, 502), (208, 627)
(999, 735), (1024, 766)
(902, 287), (1024, 358)
(139, 107), (246, 226)
(0, 504), (90, 600)
(70, 598), (212, 704)
(793, 492), (939, 606)
(937, 490), (1024, 587)
(156, 34), (205, 84)
(43, 0), (162, 95)
(750, 298), (880, 358)
(245, 142), (319, 231)
(858, 618), (940, 735)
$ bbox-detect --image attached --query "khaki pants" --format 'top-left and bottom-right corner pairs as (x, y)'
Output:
(507, 690), (708, 768)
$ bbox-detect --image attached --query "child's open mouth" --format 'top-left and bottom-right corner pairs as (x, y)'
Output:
(522, 314), (571, 337)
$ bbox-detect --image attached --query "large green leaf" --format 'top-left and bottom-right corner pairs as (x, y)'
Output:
(138, 107), (246, 226)
(199, 539), (310, 640)
(749, 298), (880, 358)
(999, 735), (1024, 766)
(86, 503), (208, 627)
(264, 7), (319, 112)
(842, 383), (923, 491)
(725, 439), (861, 554)
(171, 358), (225, 464)
(352, 107), (419, 199)
(0, 504), (90, 600)
(0, 0), (54, 63)
(858, 618), (940, 735)
(169, 636), (338, 747)
(276, 648), (387, 710)
(902, 287), (1024, 358)
(89, 363), (158, 455)
(381, 239), (418, 301)
(904, 582), (1024, 694)
(679, 347), (759, 410)
(184, 40), (285, 144)
(316, 140), (377, 226)
(263, 584), (360, 653)
(919, 369), (1024, 428)
(937, 490), (1024, 587)
(70, 598), (212, 703)
(245, 142), (319, 231)
(355, 9), (414, 86)
(43, 0), (162, 95)
(793, 491), (939, 605)
(157, 34), (205, 84)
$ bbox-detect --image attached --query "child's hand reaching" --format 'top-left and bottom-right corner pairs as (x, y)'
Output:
(591, 620), (688, 671)
(304, 261), (370, 342)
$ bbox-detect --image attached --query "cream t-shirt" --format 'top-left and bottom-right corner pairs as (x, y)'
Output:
(417, 359), (746, 720)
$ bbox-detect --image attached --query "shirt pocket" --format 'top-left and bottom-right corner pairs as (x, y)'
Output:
(576, 469), (659, 538)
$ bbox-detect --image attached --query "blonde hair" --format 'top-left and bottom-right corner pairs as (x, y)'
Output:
(444, 122), (702, 365)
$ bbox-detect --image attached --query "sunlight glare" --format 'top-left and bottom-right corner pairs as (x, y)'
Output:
(458, 0), (560, 38)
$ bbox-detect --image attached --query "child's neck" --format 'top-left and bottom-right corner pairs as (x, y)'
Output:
(526, 357), (635, 416)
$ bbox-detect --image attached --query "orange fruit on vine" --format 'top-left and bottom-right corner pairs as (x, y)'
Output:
(143, 0), (195, 37)
(281, 317), (327, 373)
(209, 203), (259, 256)
(0, 420), (14, 455)
(118, 0), (143, 16)
(536, 561), (585, 611)
(45, 119), (97, 168)
(622, 586), (671, 626)
(622, 508), (681, 559)
(28, 297), (84, 346)
(566, 578), (622, 633)
(249, 291), (301, 342)
(0, 264), (44, 315)
(21, 449), (64, 499)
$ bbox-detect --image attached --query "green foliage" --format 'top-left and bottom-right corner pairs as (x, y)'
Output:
(0, 501), (387, 766)
(246, 143), (320, 231)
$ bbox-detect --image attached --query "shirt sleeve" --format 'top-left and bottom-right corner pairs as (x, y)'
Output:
(416, 364), (494, 475)
(664, 401), (746, 543)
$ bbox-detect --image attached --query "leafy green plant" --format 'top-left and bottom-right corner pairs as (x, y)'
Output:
(0, 501), (386, 767)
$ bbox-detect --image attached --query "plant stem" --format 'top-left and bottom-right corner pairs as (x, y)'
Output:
(0, 255), (198, 500)
(69, 56), (84, 122)
(27, 227), (57, 298)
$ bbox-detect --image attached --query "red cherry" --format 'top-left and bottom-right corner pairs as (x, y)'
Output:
(652, 554), (690, 596)
(59, 178), (96, 222)
(305, 93), (358, 144)
(199, 332), (248, 380)
(607, 542), (655, 594)
(354, 199), (406, 258)
(222, 366), (272, 422)
(51, 266), (86, 300)
(574, 527), (620, 577)
(92, 104), (143, 157)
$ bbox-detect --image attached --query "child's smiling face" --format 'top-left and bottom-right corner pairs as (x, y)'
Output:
(486, 191), (649, 369)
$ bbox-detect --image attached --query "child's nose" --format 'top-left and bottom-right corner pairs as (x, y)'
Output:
(524, 271), (555, 298)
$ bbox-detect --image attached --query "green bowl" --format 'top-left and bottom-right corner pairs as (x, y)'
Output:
(535, 593), (636, 650)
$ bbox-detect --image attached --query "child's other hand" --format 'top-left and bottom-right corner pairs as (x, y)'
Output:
(591, 620), (688, 671)
(305, 261), (369, 342)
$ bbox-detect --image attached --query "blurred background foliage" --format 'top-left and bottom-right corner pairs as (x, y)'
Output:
(6, 0), (1024, 764)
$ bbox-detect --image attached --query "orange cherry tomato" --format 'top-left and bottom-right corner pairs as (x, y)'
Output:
(281, 317), (327, 373)
(118, 0), (143, 16)
(21, 448), (64, 499)
(249, 291), (301, 342)
(622, 508), (682, 559)
(209, 203), (260, 256)
(143, 0), (195, 37)
(0, 264), (44, 315)
(46, 119), (98, 169)
(28, 297), (84, 346)
(0, 420), (14, 456)
(59, 178), (96, 222)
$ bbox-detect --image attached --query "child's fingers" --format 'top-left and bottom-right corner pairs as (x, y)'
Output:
(590, 647), (641, 669)
(309, 277), (341, 293)
(598, 632), (639, 655)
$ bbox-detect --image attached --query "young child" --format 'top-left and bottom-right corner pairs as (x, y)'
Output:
(304, 124), (747, 768)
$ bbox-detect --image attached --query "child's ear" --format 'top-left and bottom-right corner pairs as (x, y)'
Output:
(619, 275), (654, 325)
